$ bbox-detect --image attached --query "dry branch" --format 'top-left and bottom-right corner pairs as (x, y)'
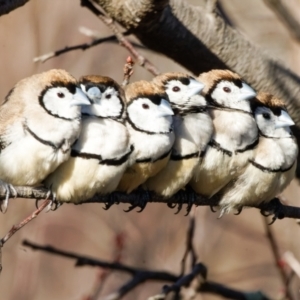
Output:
(0, 198), (51, 273)
(2, 186), (300, 221)
(0, 0), (30, 16)
(23, 240), (271, 300)
(263, 217), (294, 300)
(91, 0), (300, 138)
(81, 0), (159, 76)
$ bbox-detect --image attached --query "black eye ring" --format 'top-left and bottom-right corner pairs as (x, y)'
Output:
(106, 94), (111, 99)
(263, 113), (271, 120)
(223, 87), (231, 93)
(172, 86), (180, 92)
(142, 103), (149, 109)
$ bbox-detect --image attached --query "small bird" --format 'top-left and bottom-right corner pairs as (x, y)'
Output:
(0, 69), (90, 212)
(190, 69), (257, 198)
(145, 73), (213, 198)
(117, 80), (175, 197)
(44, 75), (131, 203)
(217, 92), (298, 215)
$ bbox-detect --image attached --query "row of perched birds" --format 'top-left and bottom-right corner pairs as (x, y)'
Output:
(0, 69), (297, 216)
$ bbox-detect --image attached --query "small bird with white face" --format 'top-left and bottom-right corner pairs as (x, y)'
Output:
(145, 73), (213, 198)
(190, 69), (258, 198)
(44, 75), (131, 203)
(117, 80), (175, 199)
(0, 69), (90, 212)
(217, 92), (297, 215)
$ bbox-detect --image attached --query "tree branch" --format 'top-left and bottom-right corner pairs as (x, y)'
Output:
(0, 198), (50, 273)
(81, 0), (159, 75)
(91, 0), (300, 130)
(2, 186), (300, 221)
(263, 217), (295, 300)
(22, 240), (271, 300)
(0, 0), (30, 16)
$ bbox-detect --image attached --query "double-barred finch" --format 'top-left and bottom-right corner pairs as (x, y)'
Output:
(190, 69), (257, 198)
(117, 80), (175, 193)
(44, 75), (131, 203)
(217, 93), (297, 216)
(145, 73), (213, 197)
(0, 69), (90, 212)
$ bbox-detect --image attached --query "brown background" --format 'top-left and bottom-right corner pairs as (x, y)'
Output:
(0, 1), (299, 299)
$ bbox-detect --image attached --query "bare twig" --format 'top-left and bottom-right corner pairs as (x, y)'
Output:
(122, 56), (135, 86)
(80, 0), (160, 76)
(84, 232), (127, 300)
(263, 217), (294, 300)
(0, 199), (51, 273)
(2, 186), (300, 221)
(180, 214), (197, 276)
(23, 240), (271, 300)
(0, 0), (30, 16)
(34, 34), (118, 63)
(264, 0), (300, 42)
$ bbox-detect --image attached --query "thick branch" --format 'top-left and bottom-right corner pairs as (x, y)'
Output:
(0, 0), (30, 16)
(91, 0), (300, 128)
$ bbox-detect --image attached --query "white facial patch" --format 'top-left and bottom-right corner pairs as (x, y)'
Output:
(127, 97), (173, 134)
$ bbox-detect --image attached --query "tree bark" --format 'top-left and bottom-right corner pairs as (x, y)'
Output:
(93, 0), (300, 127)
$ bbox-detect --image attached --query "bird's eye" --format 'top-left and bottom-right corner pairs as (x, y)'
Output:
(263, 113), (271, 120)
(142, 103), (149, 109)
(57, 92), (65, 98)
(172, 86), (180, 92)
(106, 94), (111, 99)
(223, 87), (231, 93)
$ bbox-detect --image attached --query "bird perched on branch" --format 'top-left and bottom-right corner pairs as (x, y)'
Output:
(145, 73), (213, 197)
(190, 69), (257, 198)
(0, 69), (90, 212)
(44, 75), (131, 203)
(117, 80), (175, 199)
(217, 93), (297, 216)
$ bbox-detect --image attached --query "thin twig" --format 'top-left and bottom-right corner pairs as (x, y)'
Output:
(180, 214), (197, 276)
(3, 186), (300, 221)
(34, 35), (118, 63)
(263, 217), (294, 300)
(122, 56), (135, 86)
(80, 0), (160, 76)
(0, 199), (51, 273)
(23, 240), (271, 300)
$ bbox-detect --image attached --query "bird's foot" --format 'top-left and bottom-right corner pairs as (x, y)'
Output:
(167, 187), (196, 215)
(36, 189), (61, 212)
(103, 192), (120, 210)
(210, 205), (218, 213)
(260, 198), (284, 225)
(124, 188), (150, 213)
(167, 189), (185, 214)
(234, 207), (243, 215)
(0, 181), (17, 213)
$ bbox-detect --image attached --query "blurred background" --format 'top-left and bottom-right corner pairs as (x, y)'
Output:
(0, 0), (300, 299)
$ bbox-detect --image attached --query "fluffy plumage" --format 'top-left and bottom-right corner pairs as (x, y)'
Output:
(190, 69), (258, 197)
(145, 73), (213, 197)
(0, 69), (90, 211)
(217, 92), (298, 215)
(117, 80), (175, 193)
(44, 75), (131, 203)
